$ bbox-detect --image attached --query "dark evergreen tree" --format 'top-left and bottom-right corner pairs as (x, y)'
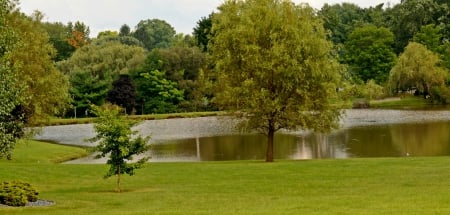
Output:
(193, 13), (213, 52)
(106, 74), (137, 114)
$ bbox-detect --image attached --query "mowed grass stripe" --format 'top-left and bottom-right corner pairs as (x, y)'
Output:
(1, 141), (450, 214)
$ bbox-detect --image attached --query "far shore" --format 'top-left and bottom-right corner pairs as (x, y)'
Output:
(34, 109), (450, 147)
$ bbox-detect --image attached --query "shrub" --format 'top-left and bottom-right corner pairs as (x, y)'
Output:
(0, 181), (39, 206)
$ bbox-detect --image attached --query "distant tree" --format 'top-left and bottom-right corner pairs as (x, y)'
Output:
(106, 74), (137, 114)
(140, 46), (207, 111)
(59, 38), (146, 114)
(389, 42), (448, 98)
(97, 30), (118, 38)
(132, 19), (176, 50)
(67, 21), (90, 49)
(90, 104), (150, 192)
(318, 3), (366, 45)
(193, 13), (213, 52)
(385, 0), (448, 53)
(41, 21), (76, 61)
(210, 0), (341, 162)
(69, 70), (111, 116)
(131, 69), (184, 114)
(119, 24), (131, 37)
(0, 0), (25, 159)
(343, 25), (397, 84)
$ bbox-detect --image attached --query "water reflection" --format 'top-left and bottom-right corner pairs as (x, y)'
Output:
(150, 121), (450, 161)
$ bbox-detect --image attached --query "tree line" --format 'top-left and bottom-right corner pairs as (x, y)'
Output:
(2, 0), (450, 161)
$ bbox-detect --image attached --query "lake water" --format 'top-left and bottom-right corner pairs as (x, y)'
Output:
(150, 121), (450, 161)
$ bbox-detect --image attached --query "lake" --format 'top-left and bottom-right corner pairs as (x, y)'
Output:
(150, 121), (450, 161)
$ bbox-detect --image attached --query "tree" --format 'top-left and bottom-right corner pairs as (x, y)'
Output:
(389, 42), (448, 99)
(144, 46), (208, 109)
(69, 70), (111, 116)
(67, 21), (90, 49)
(210, 0), (341, 162)
(0, 0), (24, 159)
(41, 21), (76, 61)
(90, 104), (150, 192)
(343, 25), (397, 84)
(318, 3), (366, 45)
(119, 24), (130, 37)
(132, 19), (176, 50)
(106, 74), (137, 114)
(193, 13), (214, 52)
(58, 38), (146, 115)
(385, 0), (448, 53)
(8, 10), (71, 124)
(131, 69), (184, 114)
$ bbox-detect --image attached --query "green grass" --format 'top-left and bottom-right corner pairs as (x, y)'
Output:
(370, 96), (446, 109)
(2, 141), (450, 214)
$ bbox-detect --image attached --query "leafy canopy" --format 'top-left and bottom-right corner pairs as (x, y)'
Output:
(210, 0), (341, 162)
(389, 42), (448, 97)
(90, 104), (150, 192)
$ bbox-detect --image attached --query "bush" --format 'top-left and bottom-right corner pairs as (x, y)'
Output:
(431, 86), (450, 104)
(0, 181), (39, 206)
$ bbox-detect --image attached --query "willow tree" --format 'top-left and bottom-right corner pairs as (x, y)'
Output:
(389, 42), (448, 99)
(210, 0), (341, 162)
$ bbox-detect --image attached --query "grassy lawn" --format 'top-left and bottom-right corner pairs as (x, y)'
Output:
(2, 141), (450, 214)
(370, 96), (446, 109)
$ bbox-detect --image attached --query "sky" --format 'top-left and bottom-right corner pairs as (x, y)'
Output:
(19, 0), (401, 37)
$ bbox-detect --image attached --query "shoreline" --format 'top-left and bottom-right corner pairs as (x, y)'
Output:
(34, 109), (450, 147)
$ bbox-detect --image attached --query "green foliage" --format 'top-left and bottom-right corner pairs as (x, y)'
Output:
(341, 80), (385, 101)
(8, 10), (71, 124)
(0, 181), (39, 206)
(318, 3), (366, 45)
(69, 70), (111, 116)
(193, 13), (213, 52)
(0, 0), (25, 159)
(90, 104), (150, 192)
(132, 69), (184, 114)
(389, 42), (448, 99)
(386, 0), (449, 53)
(132, 19), (176, 50)
(141, 46), (208, 111)
(211, 0), (341, 162)
(343, 25), (397, 84)
(59, 38), (146, 115)
(40, 21), (76, 61)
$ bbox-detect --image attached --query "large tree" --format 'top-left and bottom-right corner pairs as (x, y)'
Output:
(389, 42), (448, 98)
(8, 10), (71, 124)
(0, 0), (24, 159)
(343, 25), (397, 84)
(210, 0), (341, 162)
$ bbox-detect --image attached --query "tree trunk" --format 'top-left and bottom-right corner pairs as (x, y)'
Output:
(266, 126), (275, 162)
(117, 165), (121, 193)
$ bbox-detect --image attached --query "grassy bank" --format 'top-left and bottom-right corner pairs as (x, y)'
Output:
(370, 96), (447, 109)
(2, 141), (450, 214)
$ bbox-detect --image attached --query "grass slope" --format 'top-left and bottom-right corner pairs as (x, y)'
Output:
(1, 141), (450, 214)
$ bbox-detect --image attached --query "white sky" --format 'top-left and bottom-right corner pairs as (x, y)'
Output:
(18, 0), (400, 37)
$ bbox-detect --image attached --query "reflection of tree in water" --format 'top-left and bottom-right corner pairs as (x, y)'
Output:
(290, 132), (349, 159)
(389, 122), (450, 156)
